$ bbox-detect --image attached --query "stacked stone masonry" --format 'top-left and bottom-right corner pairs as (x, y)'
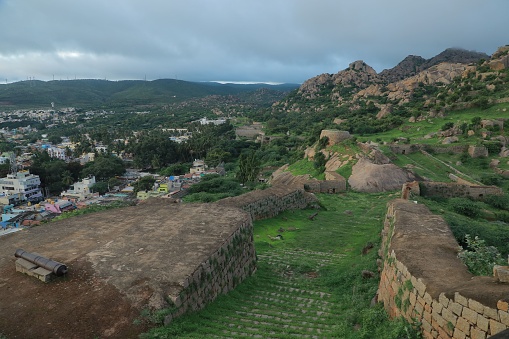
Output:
(166, 186), (315, 323)
(379, 199), (509, 338)
(389, 144), (469, 155)
(166, 217), (256, 323)
(216, 185), (316, 221)
(418, 182), (503, 200)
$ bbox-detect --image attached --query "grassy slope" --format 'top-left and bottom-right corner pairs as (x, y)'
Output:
(357, 102), (509, 145)
(142, 192), (419, 339)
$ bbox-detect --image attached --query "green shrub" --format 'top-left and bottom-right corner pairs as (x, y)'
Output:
(449, 198), (481, 218)
(485, 194), (509, 211)
(458, 235), (504, 276)
(441, 122), (454, 131)
(480, 175), (503, 186)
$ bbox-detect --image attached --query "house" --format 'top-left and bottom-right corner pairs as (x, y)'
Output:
(0, 170), (43, 202)
(44, 200), (76, 214)
(60, 176), (96, 200)
(190, 159), (206, 174)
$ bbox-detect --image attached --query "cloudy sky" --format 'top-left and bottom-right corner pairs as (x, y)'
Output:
(0, 0), (507, 84)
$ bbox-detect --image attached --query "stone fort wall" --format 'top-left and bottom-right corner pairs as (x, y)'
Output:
(419, 181), (503, 200)
(166, 186), (315, 323)
(216, 185), (316, 221)
(378, 199), (509, 339)
(166, 213), (256, 323)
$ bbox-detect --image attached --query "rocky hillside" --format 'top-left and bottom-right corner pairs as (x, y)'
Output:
(265, 45), (508, 136)
(379, 48), (488, 83)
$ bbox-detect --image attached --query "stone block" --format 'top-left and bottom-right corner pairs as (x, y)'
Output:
(455, 317), (470, 335)
(490, 319), (507, 335)
(498, 299), (509, 312)
(484, 306), (499, 321)
(462, 307), (478, 324)
(477, 314), (489, 332)
(414, 278), (426, 297)
(423, 310), (432, 323)
(439, 324), (453, 338)
(432, 309), (446, 328)
(455, 292), (468, 307)
(423, 292), (433, 305)
(493, 265), (509, 282)
(499, 310), (509, 327)
(448, 301), (463, 318)
(453, 327), (466, 339)
(15, 258), (38, 271)
(33, 267), (53, 282)
(439, 293), (450, 308)
(415, 302), (424, 319)
(432, 300), (443, 314)
(465, 299), (483, 314)
(421, 318), (432, 333)
(470, 327), (486, 339)
(442, 307), (458, 325)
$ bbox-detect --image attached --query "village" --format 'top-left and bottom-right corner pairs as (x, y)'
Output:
(0, 157), (225, 236)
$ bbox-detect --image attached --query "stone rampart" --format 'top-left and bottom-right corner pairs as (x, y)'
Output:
(378, 199), (509, 339)
(418, 181), (503, 200)
(216, 185), (316, 221)
(166, 214), (256, 323)
(389, 144), (468, 155)
(166, 186), (314, 323)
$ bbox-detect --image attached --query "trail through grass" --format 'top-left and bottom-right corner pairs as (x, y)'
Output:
(142, 192), (418, 339)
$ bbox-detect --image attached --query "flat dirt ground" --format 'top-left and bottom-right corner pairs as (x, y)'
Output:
(0, 199), (247, 338)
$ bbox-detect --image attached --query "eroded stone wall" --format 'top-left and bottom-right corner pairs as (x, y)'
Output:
(216, 185), (316, 221)
(378, 199), (509, 338)
(164, 186), (316, 322)
(166, 215), (256, 323)
(419, 182), (503, 200)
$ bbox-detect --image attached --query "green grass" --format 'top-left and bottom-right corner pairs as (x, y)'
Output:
(416, 196), (509, 256)
(286, 159), (325, 180)
(388, 151), (453, 182)
(357, 102), (509, 144)
(141, 192), (419, 338)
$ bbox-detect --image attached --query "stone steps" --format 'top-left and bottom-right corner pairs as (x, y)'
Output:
(174, 248), (341, 338)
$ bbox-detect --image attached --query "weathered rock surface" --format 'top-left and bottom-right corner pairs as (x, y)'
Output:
(348, 157), (416, 193)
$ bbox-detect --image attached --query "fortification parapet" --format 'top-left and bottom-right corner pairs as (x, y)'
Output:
(378, 199), (509, 338)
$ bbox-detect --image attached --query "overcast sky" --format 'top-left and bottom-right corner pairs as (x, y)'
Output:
(0, 0), (507, 84)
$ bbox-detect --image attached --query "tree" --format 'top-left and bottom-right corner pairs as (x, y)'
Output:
(81, 155), (125, 181)
(61, 170), (74, 187)
(133, 176), (156, 193)
(91, 182), (109, 195)
(237, 150), (261, 184)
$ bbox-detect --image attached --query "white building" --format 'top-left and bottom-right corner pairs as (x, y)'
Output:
(198, 117), (226, 125)
(0, 170), (43, 202)
(60, 176), (96, 200)
(47, 146), (68, 160)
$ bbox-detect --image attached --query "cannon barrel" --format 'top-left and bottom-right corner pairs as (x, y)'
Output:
(15, 249), (68, 276)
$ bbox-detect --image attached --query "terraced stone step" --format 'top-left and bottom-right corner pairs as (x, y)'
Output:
(256, 291), (333, 305)
(237, 305), (337, 320)
(248, 295), (332, 312)
(225, 315), (333, 330)
(263, 284), (332, 298)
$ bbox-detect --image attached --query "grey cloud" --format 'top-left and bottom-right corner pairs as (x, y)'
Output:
(0, 0), (507, 83)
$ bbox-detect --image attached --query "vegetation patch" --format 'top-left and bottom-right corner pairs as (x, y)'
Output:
(142, 192), (419, 338)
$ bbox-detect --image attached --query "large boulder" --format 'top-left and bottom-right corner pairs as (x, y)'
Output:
(348, 158), (416, 193)
(319, 129), (352, 146)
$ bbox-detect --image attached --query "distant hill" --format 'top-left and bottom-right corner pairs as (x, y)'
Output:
(0, 79), (299, 109)
(380, 48), (490, 83)
(261, 46), (508, 136)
